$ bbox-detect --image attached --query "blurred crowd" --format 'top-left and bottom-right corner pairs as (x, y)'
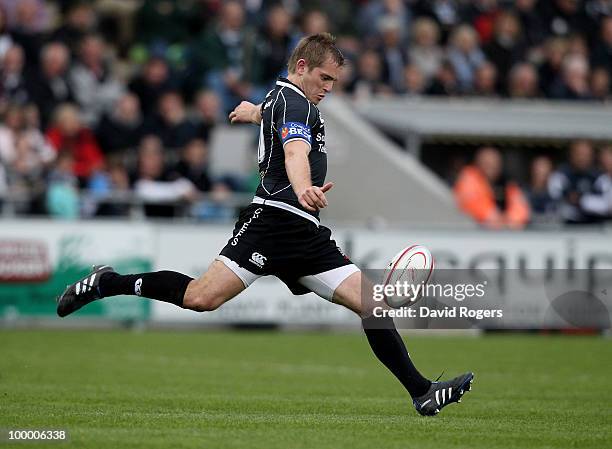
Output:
(0, 0), (612, 225)
(453, 140), (612, 228)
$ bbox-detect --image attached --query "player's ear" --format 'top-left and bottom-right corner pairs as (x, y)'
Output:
(296, 58), (308, 75)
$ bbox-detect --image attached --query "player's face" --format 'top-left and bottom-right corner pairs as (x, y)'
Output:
(303, 58), (341, 104)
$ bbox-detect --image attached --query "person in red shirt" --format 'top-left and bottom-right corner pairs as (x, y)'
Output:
(45, 102), (103, 181)
(454, 146), (530, 229)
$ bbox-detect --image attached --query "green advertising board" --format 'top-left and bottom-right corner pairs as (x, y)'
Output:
(0, 222), (153, 321)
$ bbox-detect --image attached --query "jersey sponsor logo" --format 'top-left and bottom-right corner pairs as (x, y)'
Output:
(249, 252), (267, 268)
(280, 121), (311, 145)
(231, 208), (263, 246)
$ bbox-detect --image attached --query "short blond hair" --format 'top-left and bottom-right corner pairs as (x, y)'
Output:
(287, 32), (344, 73)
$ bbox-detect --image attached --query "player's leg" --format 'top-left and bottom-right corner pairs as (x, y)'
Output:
(332, 270), (474, 416)
(330, 271), (432, 398)
(56, 260), (246, 317)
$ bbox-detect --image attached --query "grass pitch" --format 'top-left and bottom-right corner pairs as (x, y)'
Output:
(1, 330), (610, 449)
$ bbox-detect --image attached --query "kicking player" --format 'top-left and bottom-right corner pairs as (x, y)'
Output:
(56, 33), (473, 416)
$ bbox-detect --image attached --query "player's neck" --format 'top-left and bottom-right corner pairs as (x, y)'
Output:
(287, 74), (305, 93)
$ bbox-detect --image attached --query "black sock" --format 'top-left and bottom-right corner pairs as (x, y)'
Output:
(362, 316), (431, 398)
(99, 271), (193, 308)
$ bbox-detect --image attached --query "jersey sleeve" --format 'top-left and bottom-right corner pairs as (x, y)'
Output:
(273, 93), (312, 148)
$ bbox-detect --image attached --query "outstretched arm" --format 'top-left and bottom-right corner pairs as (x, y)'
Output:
(229, 101), (262, 125)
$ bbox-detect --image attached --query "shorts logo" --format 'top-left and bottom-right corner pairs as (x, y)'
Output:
(231, 208), (263, 246)
(249, 252), (267, 269)
(134, 278), (142, 296)
(280, 121), (311, 144)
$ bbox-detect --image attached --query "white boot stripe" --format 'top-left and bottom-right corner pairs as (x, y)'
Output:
(435, 390), (440, 405)
(449, 387), (452, 399)
(76, 282), (80, 295)
(89, 273), (96, 287)
(442, 388), (446, 403)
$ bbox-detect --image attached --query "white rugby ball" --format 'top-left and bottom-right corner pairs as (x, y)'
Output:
(382, 244), (435, 308)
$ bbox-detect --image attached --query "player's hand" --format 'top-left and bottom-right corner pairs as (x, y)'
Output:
(298, 182), (334, 212)
(229, 101), (258, 124)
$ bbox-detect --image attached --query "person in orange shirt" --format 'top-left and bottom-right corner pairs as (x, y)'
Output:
(454, 146), (530, 229)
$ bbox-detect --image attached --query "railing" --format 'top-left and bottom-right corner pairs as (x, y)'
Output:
(0, 190), (255, 221)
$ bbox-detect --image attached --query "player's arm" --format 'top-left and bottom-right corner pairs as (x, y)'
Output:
(284, 140), (333, 212)
(229, 101), (262, 125)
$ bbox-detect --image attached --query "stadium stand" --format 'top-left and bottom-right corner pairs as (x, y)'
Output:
(0, 0), (612, 226)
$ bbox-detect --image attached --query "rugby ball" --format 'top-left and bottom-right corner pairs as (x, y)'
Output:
(382, 244), (434, 308)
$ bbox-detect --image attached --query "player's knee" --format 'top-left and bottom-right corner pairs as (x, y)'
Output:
(183, 291), (223, 312)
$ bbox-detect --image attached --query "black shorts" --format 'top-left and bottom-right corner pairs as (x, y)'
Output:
(218, 203), (359, 300)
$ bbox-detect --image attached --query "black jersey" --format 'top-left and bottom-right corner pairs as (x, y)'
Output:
(254, 77), (327, 225)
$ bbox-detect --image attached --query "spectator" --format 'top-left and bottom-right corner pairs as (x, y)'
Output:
(413, 0), (462, 41)
(69, 34), (124, 126)
(52, 2), (98, 55)
(580, 144), (612, 219)
(483, 11), (527, 93)
(128, 56), (177, 119)
(539, 37), (569, 97)
(550, 54), (593, 100)
(590, 66), (610, 101)
(454, 146), (530, 229)
(193, 89), (222, 143)
(134, 0), (193, 46)
(591, 16), (612, 72)
(548, 139), (600, 223)
(447, 25), (486, 93)
(144, 91), (198, 149)
(585, 0), (612, 24)
(463, 0), (501, 44)
(515, 0), (547, 48)
(292, 10), (330, 47)
(172, 138), (212, 193)
(7, 0), (47, 67)
(427, 59), (460, 96)
(0, 5), (13, 59)
(539, 0), (591, 40)
(401, 64), (427, 96)
(251, 5), (293, 87)
(195, 0), (262, 113)
(472, 61), (498, 96)
(46, 151), (79, 219)
(27, 42), (74, 129)
(132, 135), (195, 217)
(346, 50), (393, 99)
(526, 155), (557, 220)
(357, 0), (412, 44)
(0, 104), (55, 187)
(0, 45), (30, 107)
(87, 156), (131, 217)
(96, 93), (144, 155)
(507, 62), (540, 98)
(408, 17), (444, 84)
(376, 15), (409, 92)
(45, 103), (104, 181)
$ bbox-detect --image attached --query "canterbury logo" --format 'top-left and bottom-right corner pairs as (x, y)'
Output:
(249, 252), (267, 268)
(435, 387), (453, 406)
(75, 273), (97, 296)
(134, 278), (143, 296)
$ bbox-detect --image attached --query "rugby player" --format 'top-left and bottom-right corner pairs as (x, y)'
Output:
(56, 33), (473, 416)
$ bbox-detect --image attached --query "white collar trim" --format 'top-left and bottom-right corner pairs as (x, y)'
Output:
(276, 80), (306, 99)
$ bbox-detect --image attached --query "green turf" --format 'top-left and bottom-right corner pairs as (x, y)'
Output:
(0, 330), (610, 449)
